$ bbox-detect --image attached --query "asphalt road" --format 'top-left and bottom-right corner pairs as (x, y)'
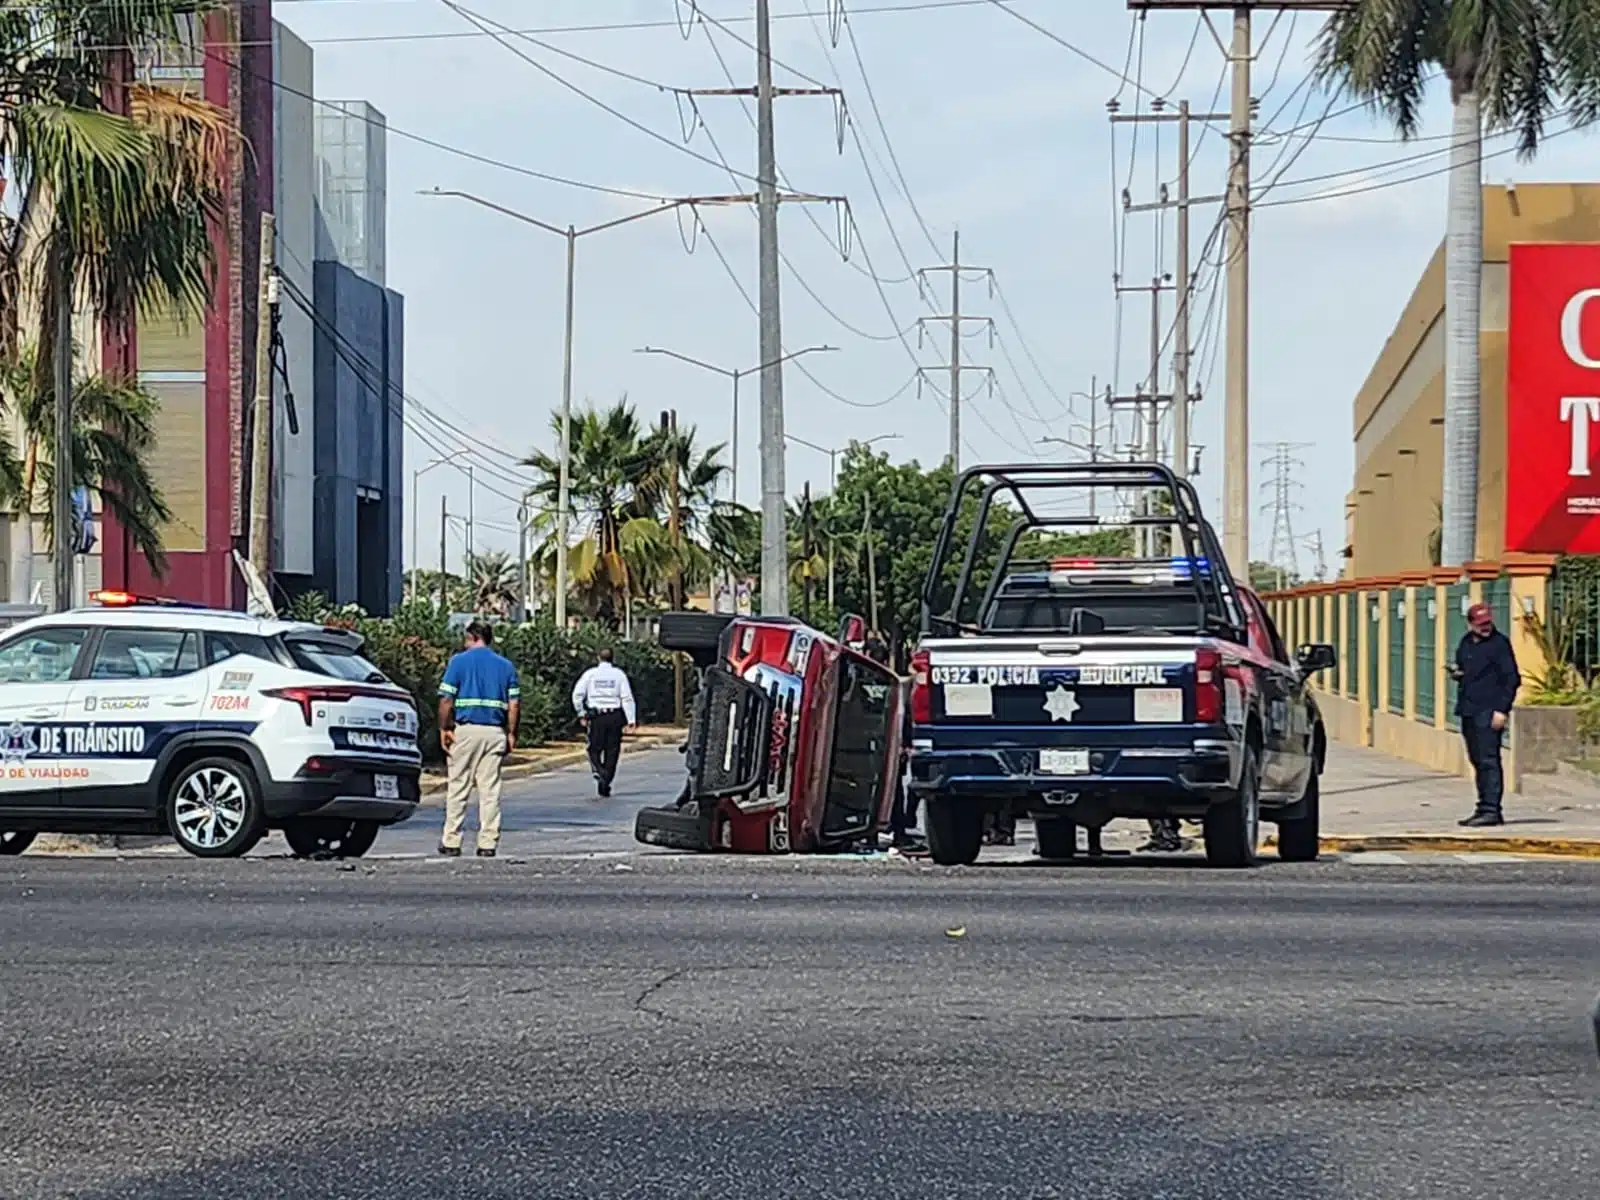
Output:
(4, 829), (1599, 1200)
(356, 744), (686, 858)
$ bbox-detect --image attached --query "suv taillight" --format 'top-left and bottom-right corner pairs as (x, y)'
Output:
(909, 649), (932, 724)
(262, 685), (410, 727)
(1194, 648), (1222, 723)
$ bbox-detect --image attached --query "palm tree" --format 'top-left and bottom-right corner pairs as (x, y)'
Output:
(2, 4), (233, 595)
(523, 400), (672, 626)
(1315, 3), (1580, 567)
(0, 346), (170, 588)
(632, 419), (744, 596)
(465, 550), (519, 617)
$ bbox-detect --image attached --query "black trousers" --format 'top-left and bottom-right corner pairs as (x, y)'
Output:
(586, 709), (626, 787)
(1461, 714), (1505, 817)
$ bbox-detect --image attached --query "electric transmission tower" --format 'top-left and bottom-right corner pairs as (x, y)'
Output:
(1258, 441), (1310, 588)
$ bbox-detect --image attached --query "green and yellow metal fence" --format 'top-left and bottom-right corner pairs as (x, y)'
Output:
(1260, 556), (1556, 775)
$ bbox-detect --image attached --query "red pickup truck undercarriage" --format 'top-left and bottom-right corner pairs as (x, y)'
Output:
(634, 612), (906, 854)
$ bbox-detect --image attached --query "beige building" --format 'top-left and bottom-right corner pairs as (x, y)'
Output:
(1347, 182), (1600, 577)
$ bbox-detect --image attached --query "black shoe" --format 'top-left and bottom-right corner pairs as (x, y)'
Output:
(598, 781), (612, 798)
(476, 847), (497, 858)
(891, 833), (929, 855)
(437, 845), (461, 857)
(1459, 812), (1505, 828)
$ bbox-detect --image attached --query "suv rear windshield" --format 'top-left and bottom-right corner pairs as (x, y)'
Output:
(282, 638), (390, 684)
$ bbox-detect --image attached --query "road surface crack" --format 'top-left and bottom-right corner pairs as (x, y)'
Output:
(634, 967), (690, 1022)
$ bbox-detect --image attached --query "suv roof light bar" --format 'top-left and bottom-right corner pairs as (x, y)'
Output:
(89, 590), (195, 608)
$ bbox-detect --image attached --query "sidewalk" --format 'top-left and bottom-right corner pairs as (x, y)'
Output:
(418, 723), (683, 801)
(1279, 741), (1600, 857)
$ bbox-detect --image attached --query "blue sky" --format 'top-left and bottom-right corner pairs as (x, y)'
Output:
(275, 0), (1600, 580)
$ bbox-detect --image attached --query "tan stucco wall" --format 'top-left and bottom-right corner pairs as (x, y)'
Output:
(1349, 183), (1600, 577)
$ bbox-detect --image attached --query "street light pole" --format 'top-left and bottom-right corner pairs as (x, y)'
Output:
(411, 449), (468, 604)
(557, 225), (575, 632)
(634, 344), (838, 509)
(424, 188), (758, 629)
(785, 432), (900, 614)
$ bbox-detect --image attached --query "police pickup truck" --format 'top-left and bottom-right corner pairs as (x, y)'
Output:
(907, 462), (1337, 868)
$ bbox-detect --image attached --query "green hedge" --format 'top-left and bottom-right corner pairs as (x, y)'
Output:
(309, 601), (681, 761)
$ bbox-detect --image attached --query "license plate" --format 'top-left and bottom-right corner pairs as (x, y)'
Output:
(349, 730), (412, 751)
(1039, 749), (1089, 775)
(374, 775), (399, 800)
(1134, 688), (1185, 723)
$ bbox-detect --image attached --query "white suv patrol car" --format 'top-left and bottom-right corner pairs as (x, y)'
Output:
(0, 593), (421, 859)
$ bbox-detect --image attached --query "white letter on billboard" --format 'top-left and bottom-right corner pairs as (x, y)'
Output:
(1560, 397), (1600, 475)
(1562, 289), (1600, 369)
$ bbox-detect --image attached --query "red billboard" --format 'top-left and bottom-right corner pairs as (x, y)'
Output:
(1506, 242), (1600, 553)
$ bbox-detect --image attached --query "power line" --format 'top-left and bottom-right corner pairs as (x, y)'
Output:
(984, 0), (1162, 100)
(171, 40), (668, 201)
(827, 1), (943, 256)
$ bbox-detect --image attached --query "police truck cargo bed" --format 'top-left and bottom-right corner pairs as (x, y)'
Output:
(908, 462), (1337, 869)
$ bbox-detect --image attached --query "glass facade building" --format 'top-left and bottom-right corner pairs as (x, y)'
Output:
(314, 101), (388, 287)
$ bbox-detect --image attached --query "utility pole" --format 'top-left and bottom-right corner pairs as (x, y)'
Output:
(1113, 93), (1226, 556)
(1174, 101), (1192, 483)
(681, 4), (844, 616)
(918, 237), (994, 470)
(50, 242), (73, 611)
(755, 0), (788, 616)
(1127, 1), (1350, 577)
(864, 488), (879, 632)
(666, 409), (684, 724)
(438, 495), (448, 613)
(247, 211), (276, 586)
(1226, 6), (1251, 580)
(801, 480), (814, 622)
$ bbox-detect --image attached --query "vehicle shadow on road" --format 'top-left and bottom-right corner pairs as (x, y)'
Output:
(73, 1107), (1344, 1200)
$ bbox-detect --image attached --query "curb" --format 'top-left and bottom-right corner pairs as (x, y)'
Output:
(418, 732), (684, 801)
(1263, 833), (1600, 859)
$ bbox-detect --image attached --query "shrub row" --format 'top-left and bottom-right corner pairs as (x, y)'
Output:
(318, 602), (682, 761)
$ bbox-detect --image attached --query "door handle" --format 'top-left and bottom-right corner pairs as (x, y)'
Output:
(166, 697), (199, 707)
(25, 707), (56, 719)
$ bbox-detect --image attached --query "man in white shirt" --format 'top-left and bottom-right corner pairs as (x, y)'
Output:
(572, 647), (637, 797)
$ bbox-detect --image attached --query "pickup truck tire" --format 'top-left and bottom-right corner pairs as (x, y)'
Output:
(1203, 748), (1261, 869)
(926, 798), (983, 866)
(1276, 769), (1321, 863)
(1034, 816), (1078, 861)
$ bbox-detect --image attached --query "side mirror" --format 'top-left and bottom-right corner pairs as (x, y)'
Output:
(1296, 643), (1337, 673)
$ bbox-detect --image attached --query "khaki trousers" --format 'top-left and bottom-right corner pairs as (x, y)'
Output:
(442, 723), (507, 850)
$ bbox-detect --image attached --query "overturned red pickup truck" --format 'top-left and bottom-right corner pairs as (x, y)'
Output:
(633, 612), (907, 854)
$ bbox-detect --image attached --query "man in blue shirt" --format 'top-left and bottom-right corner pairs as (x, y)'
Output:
(1451, 602), (1521, 827)
(437, 621), (521, 857)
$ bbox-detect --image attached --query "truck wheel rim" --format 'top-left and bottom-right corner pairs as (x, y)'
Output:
(174, 768), (247, 849)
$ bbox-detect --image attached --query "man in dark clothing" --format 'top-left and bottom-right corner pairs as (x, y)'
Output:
(1452, 602), (1521, 827)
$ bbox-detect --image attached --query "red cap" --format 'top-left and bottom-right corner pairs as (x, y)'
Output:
(1467, 602), (1492, 623)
